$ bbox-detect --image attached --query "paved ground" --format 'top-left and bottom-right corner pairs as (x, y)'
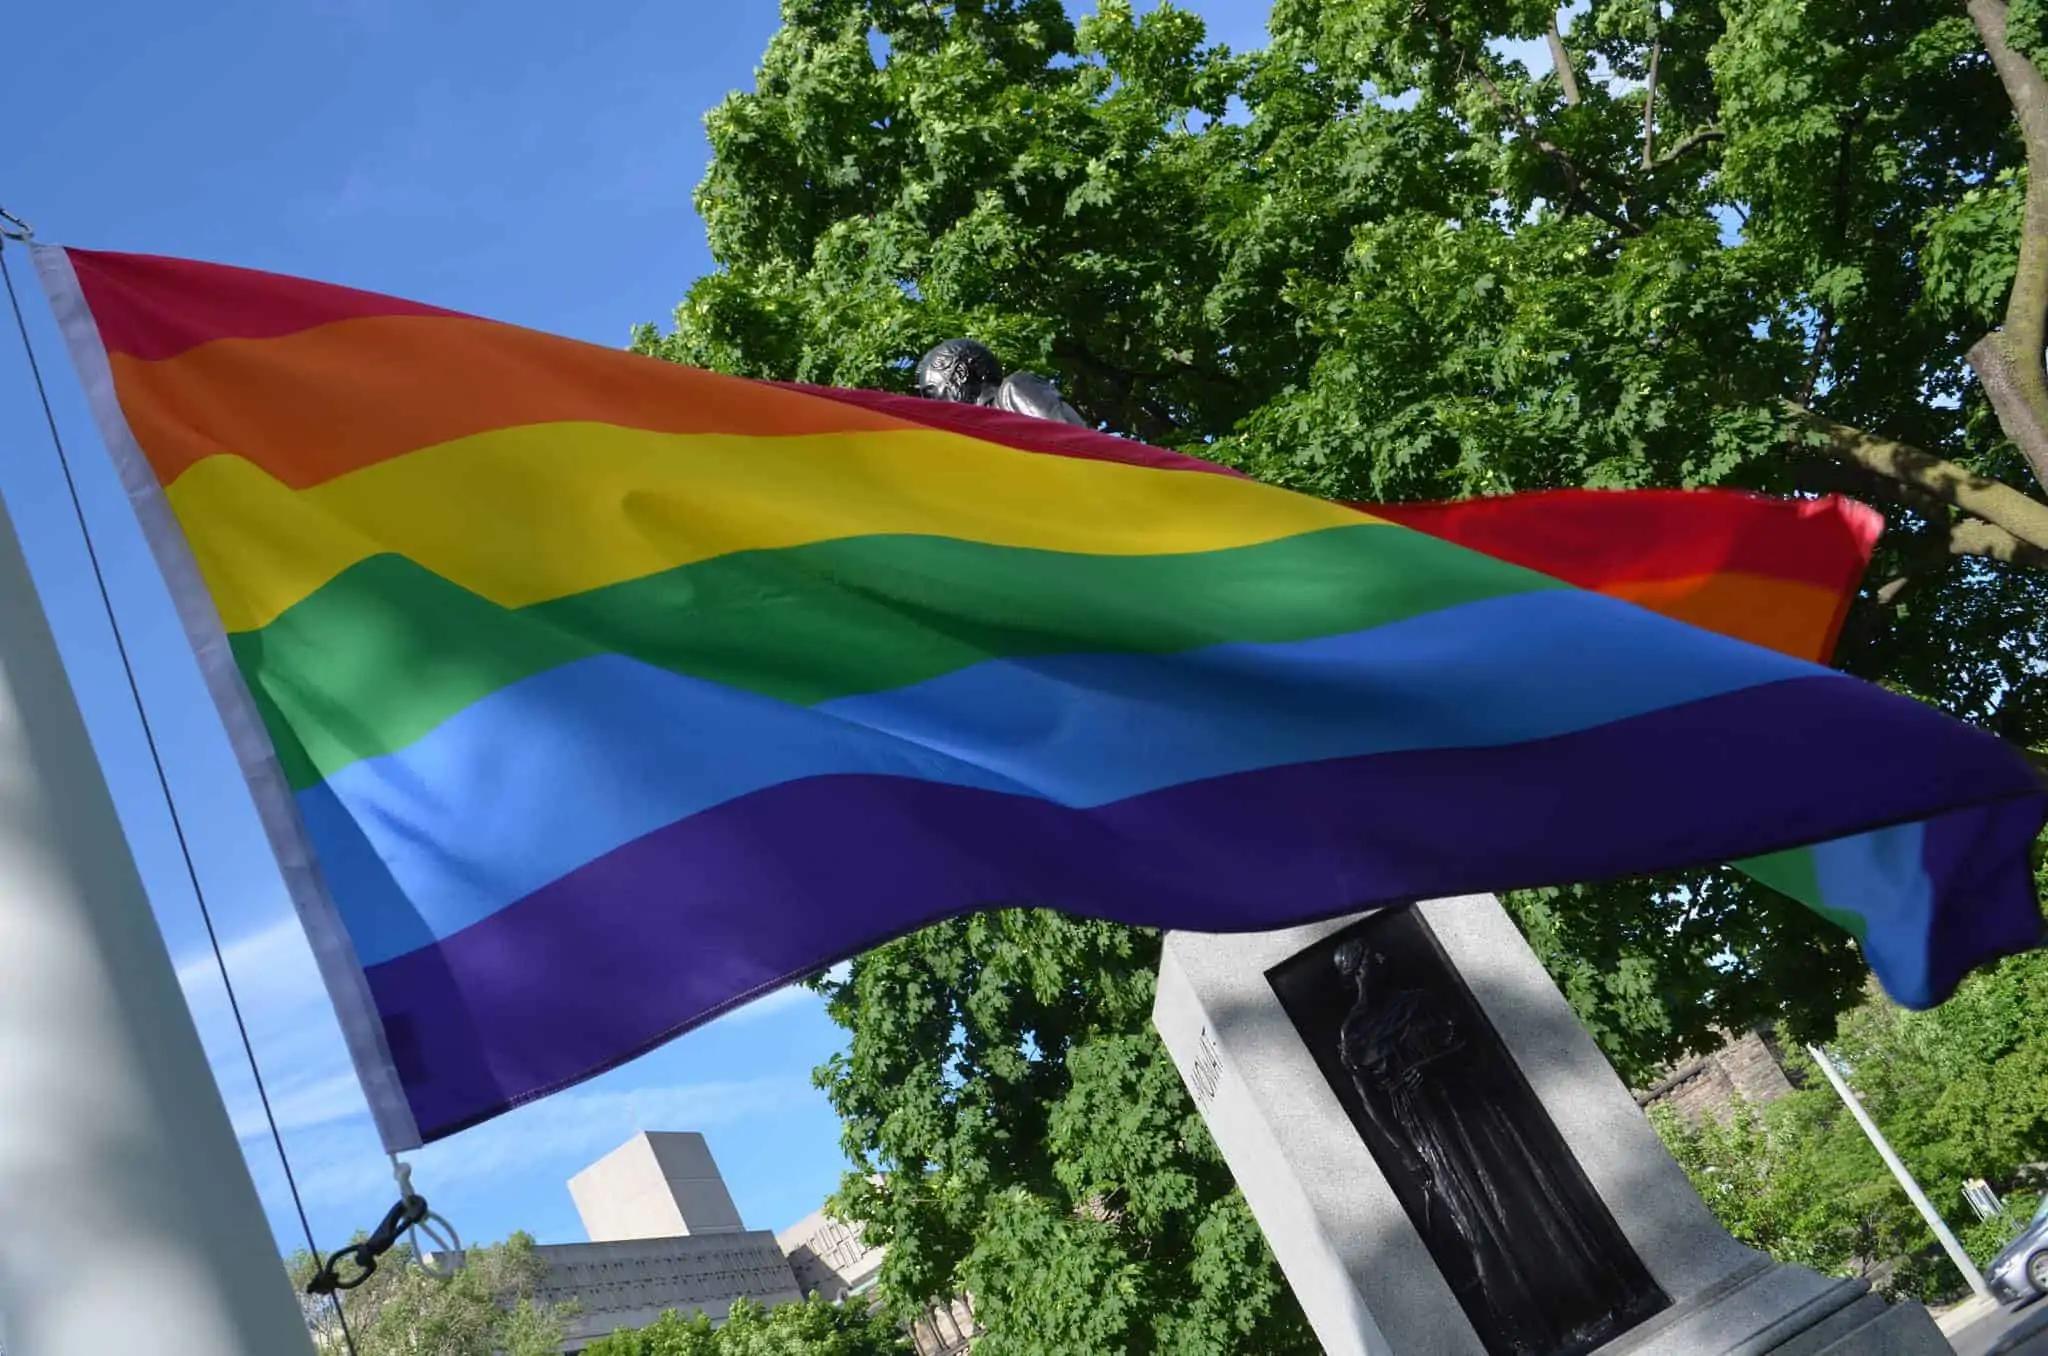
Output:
(1949, 1298), (2048, 1356)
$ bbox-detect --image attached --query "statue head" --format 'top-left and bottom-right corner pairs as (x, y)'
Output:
(1334, 940), (1387, 981)
(914, 339), (1003, 405)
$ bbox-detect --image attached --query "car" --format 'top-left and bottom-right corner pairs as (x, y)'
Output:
(1988, 1192), (2048, 1308)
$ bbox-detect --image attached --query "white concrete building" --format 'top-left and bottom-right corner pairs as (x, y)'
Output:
(569, 1132), (748, 1242)
(536, 1132), (801, 1352)
(775, 1206), (978, 1354)
(532, 1129), (978, 1353)
(777, 1207), (883, 1303)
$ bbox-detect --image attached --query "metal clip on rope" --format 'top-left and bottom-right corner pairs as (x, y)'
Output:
(306, 1159), (464, 1295)
(307, 1193), (427, 1295)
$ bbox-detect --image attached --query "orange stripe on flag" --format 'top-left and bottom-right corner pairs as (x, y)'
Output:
(109, 315), (922, 488)
(1599, 572), (1852, 663)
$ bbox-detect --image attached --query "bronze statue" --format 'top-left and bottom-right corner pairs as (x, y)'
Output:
(1335, 938), (1641, 1355)
(913, 339), (1087, 426)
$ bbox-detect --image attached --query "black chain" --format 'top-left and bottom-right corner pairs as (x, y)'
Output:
(307, 1193), (431, 1295)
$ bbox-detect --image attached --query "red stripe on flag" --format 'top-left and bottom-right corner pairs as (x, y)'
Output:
(1372, 490), (1881, 595)
(66, 248), (461, 361)
(1376, 490), (1881, 662)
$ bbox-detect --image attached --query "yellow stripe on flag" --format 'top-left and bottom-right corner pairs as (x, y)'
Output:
(169, 422), (1378, 633)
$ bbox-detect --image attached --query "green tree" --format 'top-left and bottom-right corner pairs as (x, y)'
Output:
(287, 1232), (574, 1356)
(1656, 946), (2048, 1302)
(580, 1295), (906, 1355)
(641, 0), (2048, 1341)
(815, 915), (1309, 1352)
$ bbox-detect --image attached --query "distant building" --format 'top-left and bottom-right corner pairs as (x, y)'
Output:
(568, 1132), (749, 1242)
(536, 1233), (801, 1352)
(776, 1205), (979, 1354)
(903, 1296), (980, 1356)
(778, 1207), (882, 1302)
(496, 1129), (977, 1353)
(532, 1132), (802, 1352)
(1637, 1027), (1797, 1128)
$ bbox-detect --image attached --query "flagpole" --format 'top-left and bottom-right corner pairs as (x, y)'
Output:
(1806, 1044), (1991, 1301)
(0, 475), (317, 1347)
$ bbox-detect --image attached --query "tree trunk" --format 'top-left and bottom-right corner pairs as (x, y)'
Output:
(1965, 0), (2048, 491)
(1783, 401), (2048, 557)
(1970, 334), (2048, 492)
(1547, 18), (1582, 106)
(1641, 32), (1662, 169)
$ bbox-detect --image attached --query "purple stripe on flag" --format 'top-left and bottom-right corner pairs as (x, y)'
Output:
(1918, 796), (2048, 1000)
(364, 676), (2043, 1142)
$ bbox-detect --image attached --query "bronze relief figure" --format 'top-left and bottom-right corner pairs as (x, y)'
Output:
(1271, 911), (1667, 1356)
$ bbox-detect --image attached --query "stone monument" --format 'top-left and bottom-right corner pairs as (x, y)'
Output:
(1153, 897), (1951, 1355)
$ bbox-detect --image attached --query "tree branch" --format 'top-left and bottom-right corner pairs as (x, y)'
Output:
(1547, 17), (1582, 106)
(1783, 400), (2048, 558)
(1650, 126), (1724, 169)
(1948, 517), (2048, 568)
(1641, 20), (1662, 169)
(1862, 496), (2048, 622)
(1798, 307), (1835, 406)
(1965, 0), (2048, 491)
(1434, 14), (1642, 235)
(1795, 453), (2048, 569)
(1971, 335), (2048, 490)
(1868, 518), (1961, 607)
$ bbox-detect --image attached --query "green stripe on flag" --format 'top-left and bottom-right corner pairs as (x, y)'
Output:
(234, 523), (1561, 789)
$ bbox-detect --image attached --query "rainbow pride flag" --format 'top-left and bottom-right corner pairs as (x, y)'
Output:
(34, 245), (2045, 1148)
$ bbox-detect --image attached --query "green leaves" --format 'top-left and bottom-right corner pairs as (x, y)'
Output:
(1504, 872), (1869, 1087)
(580, 1295), (906, 1355)
(1922, 170), (2028, 330)
(810, 911), (1315, 1351)
(2011, 0), (2048, 67)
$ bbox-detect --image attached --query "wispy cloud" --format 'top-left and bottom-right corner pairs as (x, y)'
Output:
(181, 915), (835, 1217)
(176, 914), (324, 1013)
(719, 962), (846, 1025)
(226, 1071), (367, 1141)
(286, 1075), (820, 1211)
(177, 916), (369, 1139)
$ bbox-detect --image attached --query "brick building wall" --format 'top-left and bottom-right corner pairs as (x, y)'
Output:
(1637, 1028), (1796, 1127)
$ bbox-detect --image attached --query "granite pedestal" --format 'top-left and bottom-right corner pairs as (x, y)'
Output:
(1152, 896), (1949, 1356)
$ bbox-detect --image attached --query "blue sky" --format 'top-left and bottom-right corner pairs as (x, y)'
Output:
(0, 0), (1278, 1261)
